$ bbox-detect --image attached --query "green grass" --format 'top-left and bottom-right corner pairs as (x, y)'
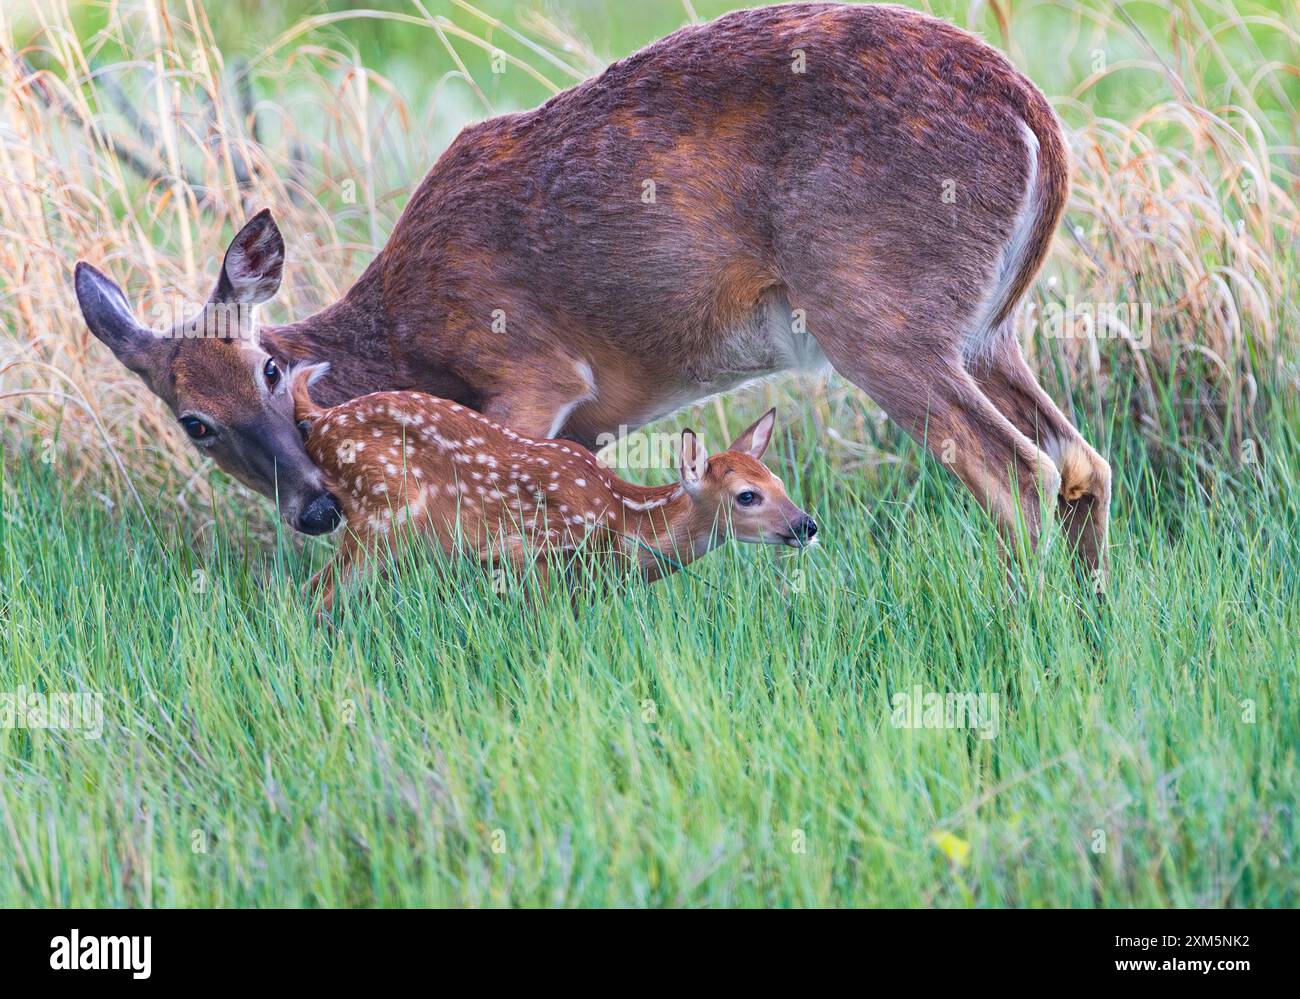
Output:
(3, 395), (1297, 907)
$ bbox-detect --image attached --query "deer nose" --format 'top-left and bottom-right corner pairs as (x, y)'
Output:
(297, 492), (342, 535)
(795, 516), (818, 542)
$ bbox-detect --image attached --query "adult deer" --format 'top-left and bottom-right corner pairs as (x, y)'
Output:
(75, 3), (1110, 573)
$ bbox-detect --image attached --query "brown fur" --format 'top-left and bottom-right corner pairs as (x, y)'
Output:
(80, 3), (1109, 575)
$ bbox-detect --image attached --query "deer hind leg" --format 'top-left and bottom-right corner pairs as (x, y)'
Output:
(888, 361), (1060, 554)
(809, 317), (1060, 558)
(967, 336), (1112, 582)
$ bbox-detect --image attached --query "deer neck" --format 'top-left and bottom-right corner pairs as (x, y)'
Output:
(260, 279), (480, 410)
(260, 293), (385, 399)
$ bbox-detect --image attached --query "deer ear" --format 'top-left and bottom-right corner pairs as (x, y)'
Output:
(74, 262), (164, 376)
(213, 208), (284, 305)
(678, 429), (709, 492)
(728, 408), (777, 459)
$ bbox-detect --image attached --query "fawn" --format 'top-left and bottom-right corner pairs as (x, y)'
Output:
(77, 3), (1109, 580)
(290, 365), (816, 608)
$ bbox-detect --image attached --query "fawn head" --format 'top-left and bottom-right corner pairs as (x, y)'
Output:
(74, 210), (342, 535)
(678, 409), (817, 548)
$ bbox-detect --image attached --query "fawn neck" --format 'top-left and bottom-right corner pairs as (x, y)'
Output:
(605, 478), (713, 579)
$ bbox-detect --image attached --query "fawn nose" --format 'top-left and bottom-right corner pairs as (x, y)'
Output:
(795, 516), (818, 542)
(297, 492), (342, 535)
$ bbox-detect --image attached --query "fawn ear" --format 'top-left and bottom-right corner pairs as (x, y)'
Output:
(728, 408), (777, 459)
(678, 429), (709, 493)
(213, 208), (284, 305)
(74, 262), (166, 378)
(289, 361), (331, 425)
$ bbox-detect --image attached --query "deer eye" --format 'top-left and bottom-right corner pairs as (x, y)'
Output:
(263, 357), (281, 389)
(736, 490), (760, 507)
(179, 416), (212, 441)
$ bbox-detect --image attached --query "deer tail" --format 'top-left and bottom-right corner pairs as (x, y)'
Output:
(289, 362), (330, 423)
(991, 87), (1070, 332)
(963, 83), (1071, 361)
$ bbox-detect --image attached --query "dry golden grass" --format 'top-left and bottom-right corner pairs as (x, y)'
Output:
(0, 0), (1295, 517)
(1032, 0), (1299, 457)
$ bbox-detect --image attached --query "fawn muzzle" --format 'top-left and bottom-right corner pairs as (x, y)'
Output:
(792, 516), (818, 544)
(779, 514), (818, 548)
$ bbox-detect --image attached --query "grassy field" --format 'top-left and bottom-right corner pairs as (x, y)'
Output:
(4, 391), (1299, 906)
(1, 0), (1297, 906)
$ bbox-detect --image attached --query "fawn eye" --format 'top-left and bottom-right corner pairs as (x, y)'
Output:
(179, 416), (212, 441)
(263, 357), (281, 389)
(736, 490), (760, 507)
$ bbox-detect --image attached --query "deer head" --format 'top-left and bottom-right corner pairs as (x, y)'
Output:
(74, 210), (341, 534)
(677, 409), (817, 550)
